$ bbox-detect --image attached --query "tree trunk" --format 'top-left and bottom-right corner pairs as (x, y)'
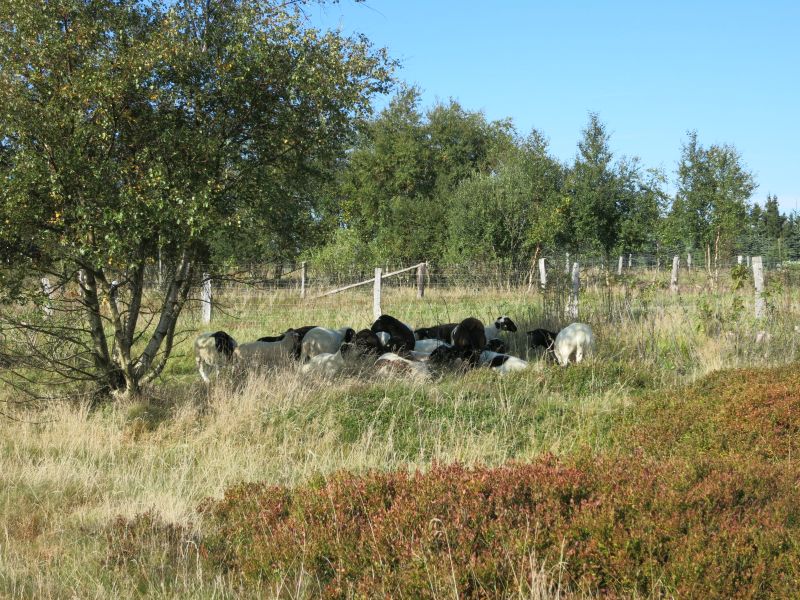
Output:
(134, 250), (195, 382)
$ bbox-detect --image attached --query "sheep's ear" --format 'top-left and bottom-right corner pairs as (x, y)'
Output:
(344, 328), (355, 343)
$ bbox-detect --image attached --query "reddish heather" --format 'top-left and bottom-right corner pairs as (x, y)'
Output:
(193, 365), (800, 598)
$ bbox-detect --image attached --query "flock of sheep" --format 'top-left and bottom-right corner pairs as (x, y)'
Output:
(194, 314), (595, 384)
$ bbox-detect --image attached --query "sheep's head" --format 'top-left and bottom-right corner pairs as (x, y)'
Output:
(495, 316), (518, 332)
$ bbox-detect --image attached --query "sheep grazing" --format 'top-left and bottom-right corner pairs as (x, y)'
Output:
(374, 352), (431, 381)
(526, 328), (558, 360)
(415, 323), (458, 342)
(194, 330), (237, 383)
(553, 323), (594, 366)
(300, 327), (355, 362)
(479, 350), (529, 374)
(484, 315), (518, 340)
(301, 341), (356, 378)
(233, 331), (301, 367)
(371, 314), (416, 354)
(258, 326), (318, 359)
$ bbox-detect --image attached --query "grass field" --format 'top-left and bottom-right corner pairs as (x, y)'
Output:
(1, 270), (799, 598)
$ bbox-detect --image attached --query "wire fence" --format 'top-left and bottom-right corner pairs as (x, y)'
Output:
(174, 253), (800, 332)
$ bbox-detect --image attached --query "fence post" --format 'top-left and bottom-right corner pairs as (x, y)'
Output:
(670, 256), (680, 293)
(753, 256), (765, 319)
(565, 262), (579, 319)
(617, 255), (623, 276)
(628, 253), (633, 268)
(373, 267), (382, 321)
(565, 252), (570, 275)
(687, 253), (692, 271)
(746, 255), (751, 268)
(201, 273), (212, 324)
(300, 261), (307, 299)
(737, 255), (743, 265)
(40, 277), (54, 317)
(538, 257), (547, 290)
(416, 262), (426, 299)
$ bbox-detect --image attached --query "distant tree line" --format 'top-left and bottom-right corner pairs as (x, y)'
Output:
(239, 88), (793, 272)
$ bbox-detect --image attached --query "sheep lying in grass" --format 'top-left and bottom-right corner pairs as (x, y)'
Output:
(300, 327), (355, 362)
(553, 323), (594, 366)
(233, 331), (301, 368)
(375, 352), (431, 381)
(371, 314), (416, 354)
(194, 331), (237, 383)
(478, 351), (529, 374)
(301, 341), (356, 378)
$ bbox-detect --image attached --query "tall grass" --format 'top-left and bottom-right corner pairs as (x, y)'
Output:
(1, 273), (799, 597)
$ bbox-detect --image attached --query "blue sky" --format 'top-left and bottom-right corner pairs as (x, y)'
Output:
(310, 0), (800, 213)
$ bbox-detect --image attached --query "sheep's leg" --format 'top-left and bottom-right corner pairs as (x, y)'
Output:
(575, 347), (584, 363)
(198, 360), (211, 384)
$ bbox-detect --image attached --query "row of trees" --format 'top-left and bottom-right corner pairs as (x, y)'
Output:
(0, 0), (791, 396)
(292, 90), (793, 271)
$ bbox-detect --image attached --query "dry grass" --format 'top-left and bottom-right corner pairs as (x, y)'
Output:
(1, 275), (798, 597)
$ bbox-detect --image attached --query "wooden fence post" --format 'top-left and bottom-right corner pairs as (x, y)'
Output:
(737, 255), (743, 265)
(565, 252), (570, 275)
(538, 257), (547, 290)
(300, 261), (307, 299)
(753, 256), (765, 319)
(40, 277), (54, 317)
(746, 255), (751, 268)
(373, 267), (382, 321)
(628, 253), (633, 268)
(566, 262), (579, 319)
(416, 262), (426, 299)
(670, 256), (680, 293)
(687, 253), (692, 271)
(617, 255), (623, 276)
(201, 273), (212, 324)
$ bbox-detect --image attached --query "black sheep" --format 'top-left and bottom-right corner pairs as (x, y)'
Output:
(414, 323), (458, 342)
(526, 328), (558, 360)
(371, 314), (416, 354)
(210, 331), (237, 358)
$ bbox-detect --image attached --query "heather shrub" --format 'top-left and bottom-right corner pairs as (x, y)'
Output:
(199, 366), (800, 599)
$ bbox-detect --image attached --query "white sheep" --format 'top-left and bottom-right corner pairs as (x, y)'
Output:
(301, 343), (353, 378)
(375, 352), (431, 381)
(300, 327), (355, 362)
(414, 338), (451, 353)
(483, 315), (518, 340)
(233, 331), (300, 367)
(553, 323), (594, 366)
(479, 350), (529, 374)
(194, 331), (237, 384)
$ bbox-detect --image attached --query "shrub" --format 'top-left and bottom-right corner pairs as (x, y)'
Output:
(198, 365), (800, 598)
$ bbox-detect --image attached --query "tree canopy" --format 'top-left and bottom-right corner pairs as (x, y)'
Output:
(0, 0), (394, 395)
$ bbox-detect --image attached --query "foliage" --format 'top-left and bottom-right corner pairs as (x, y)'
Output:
(444, 131), (565, 265)
(331, 88), (515, 265)
(0, 0), (393, 395)
(666, 131), (756, 260)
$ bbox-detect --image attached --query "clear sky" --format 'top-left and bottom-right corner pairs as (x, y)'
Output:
(310, 0), (800, 213)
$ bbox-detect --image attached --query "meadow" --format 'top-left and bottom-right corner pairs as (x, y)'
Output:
(1, 265), (799, 598)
